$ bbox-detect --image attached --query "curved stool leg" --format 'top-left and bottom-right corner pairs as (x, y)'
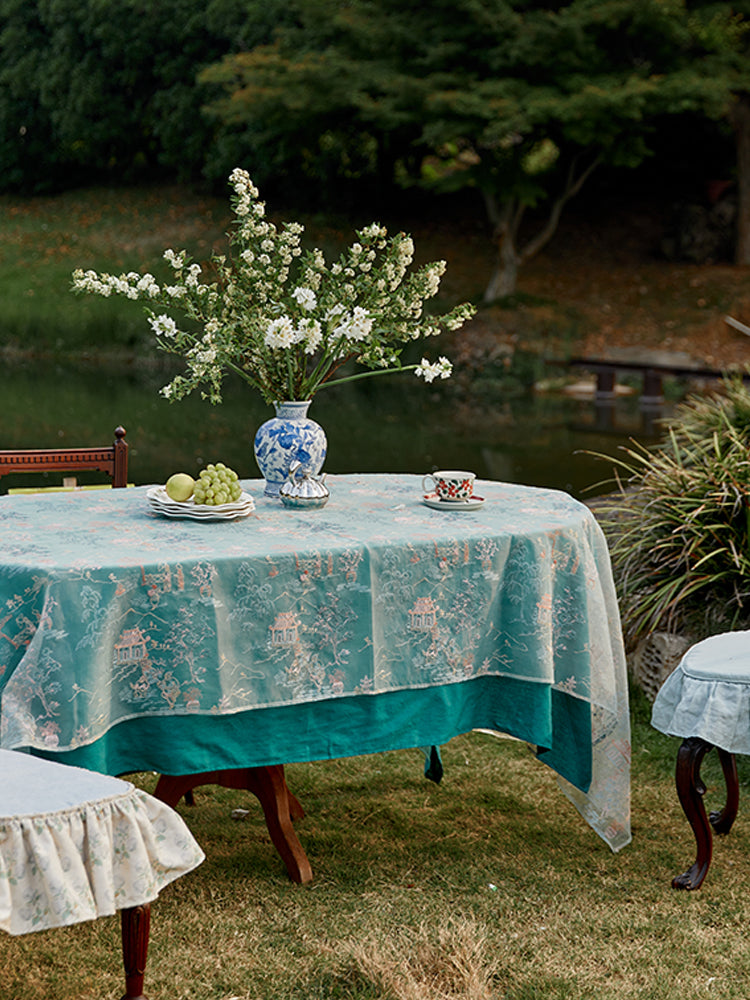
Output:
(673, 737), (715, 890)
(120, 902), (150, 1000)
(710, 747), (739, 835)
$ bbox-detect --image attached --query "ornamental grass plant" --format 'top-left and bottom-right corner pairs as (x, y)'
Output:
(593, 375), (750, 648)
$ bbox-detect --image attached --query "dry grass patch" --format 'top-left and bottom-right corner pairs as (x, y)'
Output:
(346, 918), (498, 1000)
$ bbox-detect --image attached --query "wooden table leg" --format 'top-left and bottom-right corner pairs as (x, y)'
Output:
(120, 902), (150, 1000)
(672, 737), (739, 890)
(153, 765), (313, 884)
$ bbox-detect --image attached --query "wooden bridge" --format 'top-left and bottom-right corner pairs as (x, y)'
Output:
(568, 356), (748, 406)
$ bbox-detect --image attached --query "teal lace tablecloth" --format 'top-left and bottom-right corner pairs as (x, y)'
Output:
(0, 475), (631, 851)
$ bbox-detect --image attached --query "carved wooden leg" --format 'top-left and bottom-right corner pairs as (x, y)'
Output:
(120, 902), (150, 1000)
(672, 737), (715, 890)
(242, 765), (313, 885)
(153, 766), (312, 884)
(287, 789), (306, 822)
(709, 747), (739, 835)
(152, 773), (203, 810)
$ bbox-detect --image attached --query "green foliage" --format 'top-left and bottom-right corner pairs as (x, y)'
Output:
(2, 0), (750, 228)
(201, 0), (750, 202)
(0, 0), (284, 193)
(198, 0), (750, 295)
(595, 375), (750, 647)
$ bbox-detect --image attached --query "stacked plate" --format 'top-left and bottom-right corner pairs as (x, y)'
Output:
(146, 486), (255, 521)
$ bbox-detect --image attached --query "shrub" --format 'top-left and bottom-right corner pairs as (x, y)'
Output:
(594, 375), (750, 648)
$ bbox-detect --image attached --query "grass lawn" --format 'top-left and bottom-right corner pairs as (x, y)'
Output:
(3, 180), (750, 373)
(0, 184), (234, 357)
(0, 182), (479, 361)
(3, 687), (750, 1000)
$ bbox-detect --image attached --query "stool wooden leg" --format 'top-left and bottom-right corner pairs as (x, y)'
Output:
(120, 902), (150, 1000)
(710, 747), (739, 835)
(673, 737), (714, 890)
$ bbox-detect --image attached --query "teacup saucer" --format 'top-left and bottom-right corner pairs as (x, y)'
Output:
(422, 493), (485, 512)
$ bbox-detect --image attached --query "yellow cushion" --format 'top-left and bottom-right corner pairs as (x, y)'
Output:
(7, 483), (134, 494)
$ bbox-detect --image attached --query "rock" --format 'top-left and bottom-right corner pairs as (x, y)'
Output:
(628, 632), (693, 703)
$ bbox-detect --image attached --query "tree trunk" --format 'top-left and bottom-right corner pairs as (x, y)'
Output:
(480, 153), (601, 303)
(482, 193), (523, 302)
(732, 92), (750, 266)
(484, 229), (520, 301)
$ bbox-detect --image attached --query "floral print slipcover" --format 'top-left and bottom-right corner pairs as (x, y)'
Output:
(1, 749), (204, 935)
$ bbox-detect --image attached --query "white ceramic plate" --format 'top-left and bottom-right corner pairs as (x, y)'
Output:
(422, 493), (485, 512)
(149, 506), (255, 521)
(147, 503), (255, 521)
(147, 486), (255, 520)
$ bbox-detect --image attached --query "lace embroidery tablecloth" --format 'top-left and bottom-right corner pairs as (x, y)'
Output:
(0, 749), (204, 935)
(0, 475), (631, 851)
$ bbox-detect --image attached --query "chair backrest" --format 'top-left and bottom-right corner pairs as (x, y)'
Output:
(0, 426), (128, 489)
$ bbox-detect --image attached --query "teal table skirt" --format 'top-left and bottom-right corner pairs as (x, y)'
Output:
(28, 675), (592, 801)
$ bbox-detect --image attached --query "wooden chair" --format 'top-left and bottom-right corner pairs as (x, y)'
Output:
(0, 426), (128, 491)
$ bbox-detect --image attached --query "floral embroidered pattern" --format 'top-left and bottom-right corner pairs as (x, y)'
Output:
(0, 474), (631, 851)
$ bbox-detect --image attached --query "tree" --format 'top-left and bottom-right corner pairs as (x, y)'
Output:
(0, 0), (288, 192)
(731, 93), (750, 264)
(201, 0), (750, 299)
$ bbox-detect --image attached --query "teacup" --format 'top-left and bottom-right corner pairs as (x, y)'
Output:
(422, 470), (476, 502)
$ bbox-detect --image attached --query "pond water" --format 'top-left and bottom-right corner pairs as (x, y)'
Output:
(0, 360), (669, 498)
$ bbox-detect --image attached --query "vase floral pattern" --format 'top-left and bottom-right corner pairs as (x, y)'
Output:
(254, 401), (327, 497)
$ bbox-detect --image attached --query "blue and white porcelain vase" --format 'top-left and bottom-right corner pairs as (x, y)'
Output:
(253, 400), (327, 498)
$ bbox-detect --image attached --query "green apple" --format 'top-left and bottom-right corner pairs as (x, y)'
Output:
(165, 472), (195, 502)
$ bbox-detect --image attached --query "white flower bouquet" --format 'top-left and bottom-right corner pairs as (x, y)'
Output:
(72, 168), (475, 406)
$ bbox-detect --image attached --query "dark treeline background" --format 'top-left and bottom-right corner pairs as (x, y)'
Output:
(2, 0), (750, 295)
(0, 0), (283, 194)
(0, 1), (744, 197)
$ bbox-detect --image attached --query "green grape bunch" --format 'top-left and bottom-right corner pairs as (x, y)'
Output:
(192, 463), (243, 506)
